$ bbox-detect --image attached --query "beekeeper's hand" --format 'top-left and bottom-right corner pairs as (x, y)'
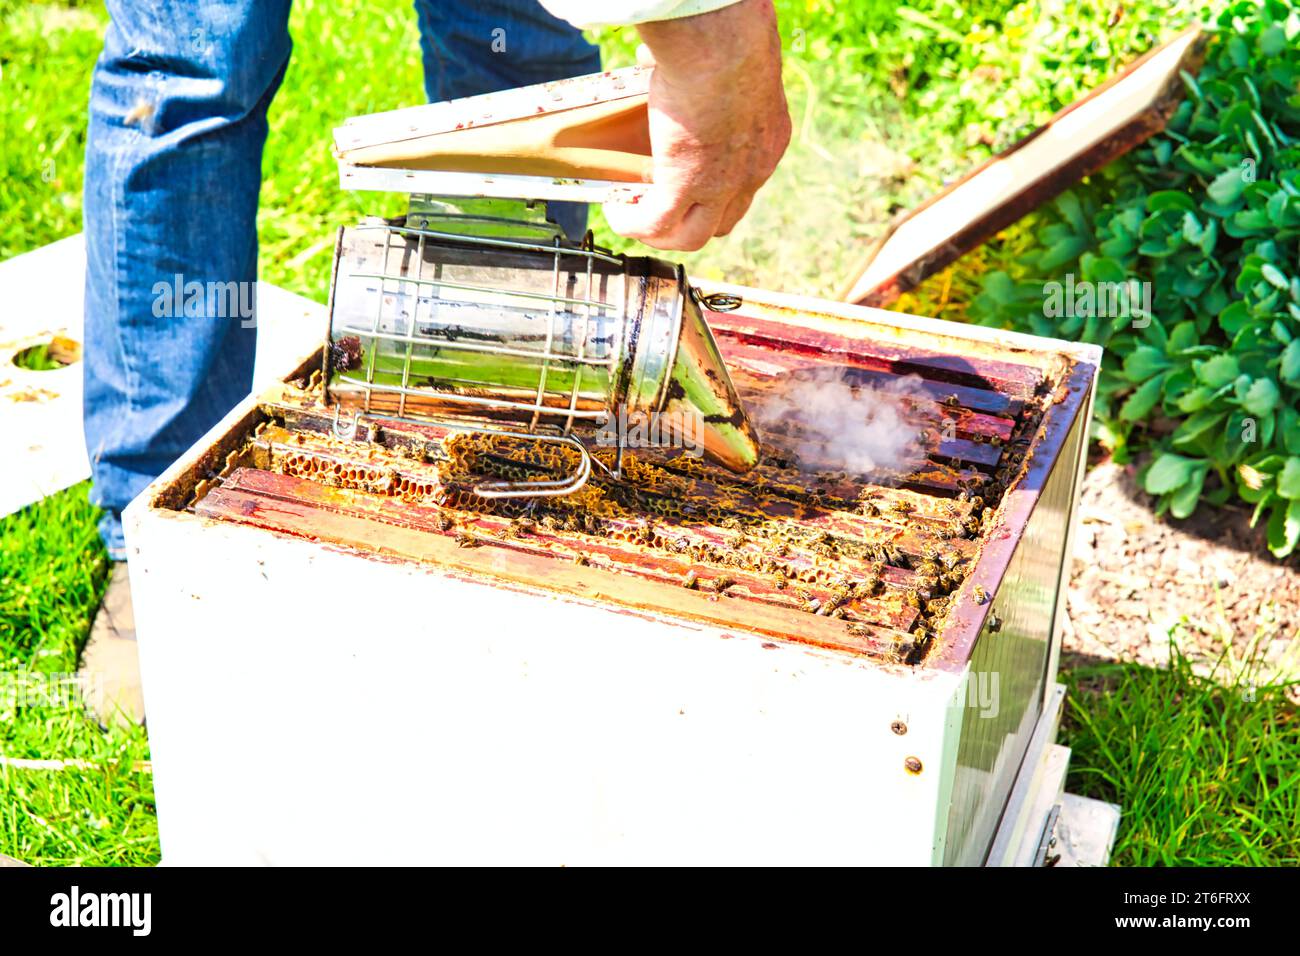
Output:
(604, 0), (791, 251)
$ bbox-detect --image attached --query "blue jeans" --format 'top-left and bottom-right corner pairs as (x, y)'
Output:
(84, 0), (599, 559)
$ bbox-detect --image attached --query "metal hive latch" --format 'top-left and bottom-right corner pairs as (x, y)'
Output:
(322, 195), (761, 499)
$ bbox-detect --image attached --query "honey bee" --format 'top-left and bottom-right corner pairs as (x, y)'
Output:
(573, 554), (590, 566)
(890, 500), (915, 515)
(973, 584), (989, 604)
(820, 593), (845, 616)
(682, 570), (699, 590)
(713, 575), (735, 594)
(863, 565), (885, 596)
(455, 530), (480, 549)
(499, 515), (535, 539)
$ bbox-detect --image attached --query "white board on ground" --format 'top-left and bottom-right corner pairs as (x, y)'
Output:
(0, 235), (324, 519)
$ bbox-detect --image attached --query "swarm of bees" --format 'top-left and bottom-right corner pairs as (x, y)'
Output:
(256, 354), (1060, 670)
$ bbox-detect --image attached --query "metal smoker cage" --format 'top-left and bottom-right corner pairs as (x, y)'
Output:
(324, 202), (632, 498)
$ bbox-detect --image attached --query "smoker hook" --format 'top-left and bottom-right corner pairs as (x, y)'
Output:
(471, 431), (594, 499)
(692, 289), (743, 312)
(332, 405), (361, 441)
(588, 440), (625, 482)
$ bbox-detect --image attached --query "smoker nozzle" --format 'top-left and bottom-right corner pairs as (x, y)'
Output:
(665, 283), (760, 472)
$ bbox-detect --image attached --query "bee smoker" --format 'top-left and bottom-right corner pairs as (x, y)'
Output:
(322, 196), (761, 498)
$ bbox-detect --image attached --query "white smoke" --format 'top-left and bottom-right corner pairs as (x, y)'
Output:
(755, 368), (928, 477)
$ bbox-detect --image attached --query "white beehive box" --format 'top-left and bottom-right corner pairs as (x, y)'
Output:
(125, 281), (1099, 866)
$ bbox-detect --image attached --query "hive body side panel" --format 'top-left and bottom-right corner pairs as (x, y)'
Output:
(1043, 359), (1099, 710)
(940, 408), (1087, 865)
(125, 506), (962, 866)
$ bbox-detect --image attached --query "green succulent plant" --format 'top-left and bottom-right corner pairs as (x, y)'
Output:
(970, 0), (1300, 556)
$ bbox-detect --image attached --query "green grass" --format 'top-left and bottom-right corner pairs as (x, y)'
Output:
(1062, 638), (1300, 866)
(2, 0), (1295, 866)
(0, 0), (1195, 291)
(0, 483), (158, 865)
(11, 343), (65, 372)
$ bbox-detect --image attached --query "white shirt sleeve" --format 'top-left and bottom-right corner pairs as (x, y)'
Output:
(538, 0), (744, 30)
